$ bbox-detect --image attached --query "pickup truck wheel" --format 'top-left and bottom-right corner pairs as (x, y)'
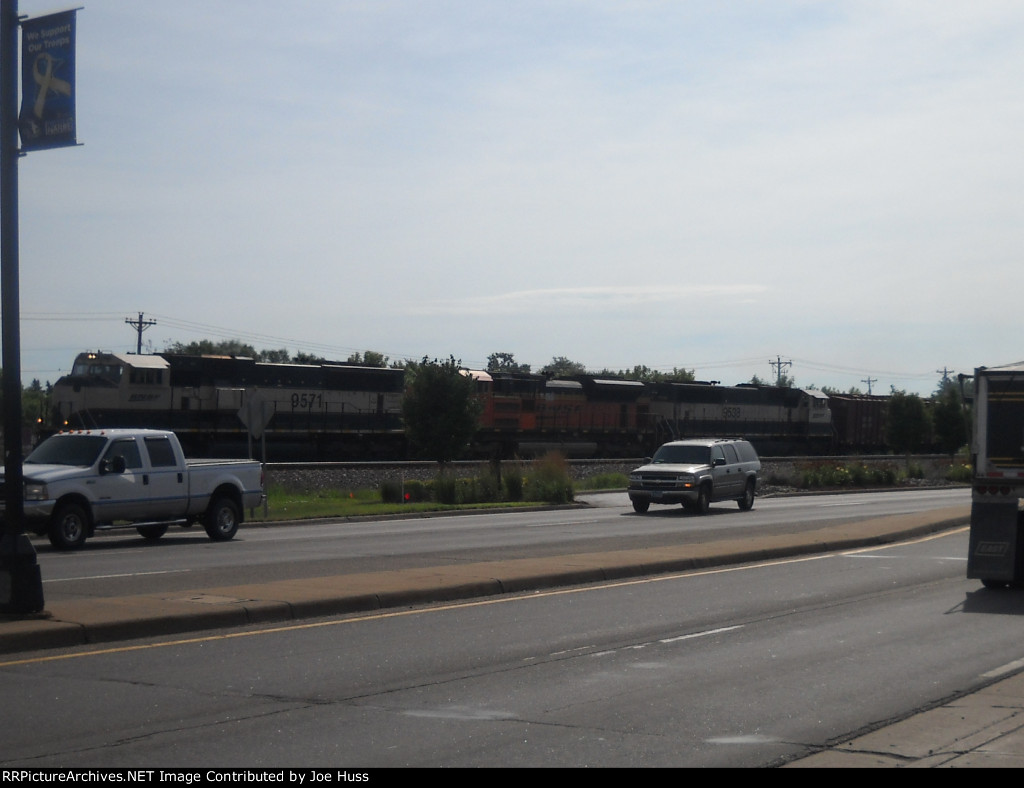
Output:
(737, 479), (756, 511)
(204, 496), (240, 541)
(48, 503), (89, 550)
(137, 524), (168, 541)
(632, 499), (650, 513)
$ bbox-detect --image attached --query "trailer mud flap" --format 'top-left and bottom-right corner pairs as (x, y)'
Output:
(968, 500), (1024, 583)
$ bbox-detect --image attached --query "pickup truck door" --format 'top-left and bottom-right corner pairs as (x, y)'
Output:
(139, 435), (189, 520)
(93, 438), (148, 523)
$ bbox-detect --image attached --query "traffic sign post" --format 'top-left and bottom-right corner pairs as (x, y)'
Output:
(238, 390), (273, 517)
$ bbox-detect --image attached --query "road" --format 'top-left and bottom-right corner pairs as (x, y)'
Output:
(2, 487), (1009, 768)
(2, 525), (1015, 767)
(36, 487), (969, 602)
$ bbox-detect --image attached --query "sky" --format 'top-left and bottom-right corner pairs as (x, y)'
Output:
(8, 1), (1024, 396)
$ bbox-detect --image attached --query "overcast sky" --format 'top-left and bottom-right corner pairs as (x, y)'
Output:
(11, 1), (1024, 395)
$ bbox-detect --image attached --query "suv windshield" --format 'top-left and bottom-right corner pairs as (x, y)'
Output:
(26, 435), (108, 467)
(651, 445), (711, 465)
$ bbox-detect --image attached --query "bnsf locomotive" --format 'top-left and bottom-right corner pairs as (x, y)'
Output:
(49, 351), (883, 460)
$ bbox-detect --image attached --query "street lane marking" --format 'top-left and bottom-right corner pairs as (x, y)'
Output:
(982, 658), (1024, 679)
(661, 625), (743, 644)
(44, 570), (189, 583)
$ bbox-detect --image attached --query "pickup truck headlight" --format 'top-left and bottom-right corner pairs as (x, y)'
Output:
(24, 482), (48, 501)
(629, 473), (642, 483)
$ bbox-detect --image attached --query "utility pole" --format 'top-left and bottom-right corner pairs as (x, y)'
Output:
(125, 312), (156, 354)
(769, 356), (792, 387)
(861, 377), (877, 395)
(936, 367), (955, 386)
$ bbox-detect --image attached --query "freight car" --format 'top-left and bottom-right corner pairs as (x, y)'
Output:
(826, 393), (889, 453)
(49, 350), (887, 460)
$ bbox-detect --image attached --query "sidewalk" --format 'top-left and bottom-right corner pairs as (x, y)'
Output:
(5, 503), (1024, 766)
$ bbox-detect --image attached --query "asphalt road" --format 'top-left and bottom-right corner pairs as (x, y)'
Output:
(35, 487), (970, 603)
(1, 523), (1003, 767)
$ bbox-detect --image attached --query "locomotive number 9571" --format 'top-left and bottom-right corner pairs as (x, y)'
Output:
(291, 392), (323, 411)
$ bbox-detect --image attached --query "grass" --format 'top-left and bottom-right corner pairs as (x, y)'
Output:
(249, 466), (630, 521)
(247, 484), (545, 522)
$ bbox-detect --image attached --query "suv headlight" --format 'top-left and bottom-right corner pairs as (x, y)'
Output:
(629, 473), (642, 483)
(676, 474), (695, 486)
(24, 482), (48, 501)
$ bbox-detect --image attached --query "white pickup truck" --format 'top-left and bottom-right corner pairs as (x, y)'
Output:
(4, 428), (264, 549)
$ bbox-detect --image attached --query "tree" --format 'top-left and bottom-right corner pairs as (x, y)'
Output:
(540, 356), (587, 377)
(886, 389), (931, 453)
(164, 339), (258, 357)
(258, 348), (292, 363)
(487, 352), (531, 374)
(401, 356), (481, 462)
(932, 379), (969, 454)
(347, 351), (390, 368)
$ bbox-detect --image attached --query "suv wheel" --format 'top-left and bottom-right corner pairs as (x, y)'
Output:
(695, 485), (711, 515)
(738, 479), (756, 511)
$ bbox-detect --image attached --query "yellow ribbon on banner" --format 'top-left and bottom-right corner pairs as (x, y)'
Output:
(32, 52), (71, 119)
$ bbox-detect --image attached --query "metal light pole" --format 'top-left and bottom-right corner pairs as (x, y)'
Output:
(0, 0), (44, 615)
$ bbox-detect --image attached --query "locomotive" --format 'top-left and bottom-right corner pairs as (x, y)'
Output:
(48, 350), (885, 460)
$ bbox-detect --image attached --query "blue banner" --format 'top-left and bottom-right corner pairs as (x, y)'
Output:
(19, 9), (77, 152)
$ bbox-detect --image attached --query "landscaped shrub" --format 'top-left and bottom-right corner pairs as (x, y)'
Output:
(503, 465), (525, 501)
(380, 479), (404, 504)
(525, 452), (574, 504)
(945, 463), (972, 483)
(433, 472), (459, 505)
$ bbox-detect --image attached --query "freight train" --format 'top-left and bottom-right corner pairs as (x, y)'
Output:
(48, 350), (890, 460)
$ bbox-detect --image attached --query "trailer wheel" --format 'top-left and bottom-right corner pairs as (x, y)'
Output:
(48, 502), (89, 550)
(137, 524), (168, 541)
(204, 495), (240, 541)
(981, 578), (1010, 589)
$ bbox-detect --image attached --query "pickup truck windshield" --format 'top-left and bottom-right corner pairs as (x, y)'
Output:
(26, 435), (108, 467)
(652, 445), (711, 464)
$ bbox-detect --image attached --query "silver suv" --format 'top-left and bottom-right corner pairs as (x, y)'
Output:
(628, 438), (761, 514)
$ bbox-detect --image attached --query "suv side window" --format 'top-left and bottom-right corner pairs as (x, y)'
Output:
(711, 445), (726, 465)
(722, 444), (739, 463)
(735, 441), (758, 463)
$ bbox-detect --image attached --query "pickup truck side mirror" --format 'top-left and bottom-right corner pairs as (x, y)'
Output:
(101, 456), (127, 475)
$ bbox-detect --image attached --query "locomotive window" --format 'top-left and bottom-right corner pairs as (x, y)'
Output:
(129, 369), (164, 385)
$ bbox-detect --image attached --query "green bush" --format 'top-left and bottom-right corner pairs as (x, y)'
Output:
(433, 473), (459, 505)
(380, 479), (404, 504)
(798, 461), (900, 489)
(945, 463), (972, 483)
(503, 465), (525, 501)
(525, 452), (574, 504)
